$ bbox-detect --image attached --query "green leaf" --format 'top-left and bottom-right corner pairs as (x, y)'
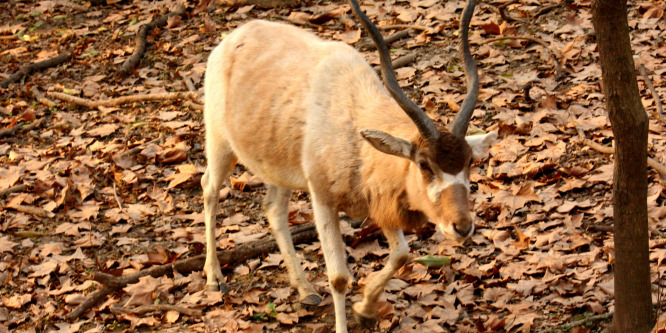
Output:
(266, 303), (277, 317)
(413, 255), (451, 268)
(252, 312), (266, 321)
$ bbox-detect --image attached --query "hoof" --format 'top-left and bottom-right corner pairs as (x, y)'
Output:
(353, 308), (377, 329)
(300, 294), (322, 306)
(206, 282), (229, 293)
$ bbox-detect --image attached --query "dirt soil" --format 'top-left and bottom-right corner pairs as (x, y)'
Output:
(1, 0), (666, 332)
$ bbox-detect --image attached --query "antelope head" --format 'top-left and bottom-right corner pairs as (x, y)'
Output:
(351, 0), (496, 242)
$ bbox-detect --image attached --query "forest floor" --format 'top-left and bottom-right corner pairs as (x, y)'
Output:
(1, 0), (666, 332)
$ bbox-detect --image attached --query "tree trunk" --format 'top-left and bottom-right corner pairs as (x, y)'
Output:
(591, 1), (653, 332)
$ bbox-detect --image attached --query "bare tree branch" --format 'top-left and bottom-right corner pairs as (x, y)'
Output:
(1, 51), (72, 88)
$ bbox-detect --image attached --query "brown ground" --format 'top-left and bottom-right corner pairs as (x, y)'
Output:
(1, 0), (666, 332)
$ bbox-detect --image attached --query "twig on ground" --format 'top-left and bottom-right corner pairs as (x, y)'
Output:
(0, 184), (29, 198)
(533, 2), (565, 18)
(481, 35), (563, 78)
(6, 204), (55, 218)
(31, 87), (56, 108)
(568, 110), (666, 178)
(550, 312), (614, 332)
(66, 223), (318, 320)
(183, 76), (196, 92)
(112, 183), (125, 213)
(1, 51), (73, 88)
(0, 118), (43, 138)
(220, 0), (300, 8)
(497, 0), (526, 23)
(377, 24), (432, 32)
(487, 1), (563, 22)
(373, 53), (416, 73)
(110, 304), (201, 317)
(128, 134), (164, 155)
(66, 218), (363, 320)
(272, 15), (323, 29)
(184, 101), (204, 111)
(119, 6), (186, 76)
(358, 30), (410, 51)
(588, 225), (612, 233)
(0, 122), (22, 138)
(47, 91), (199, 109)
(639, 64), (665, 122)
(22, 118), (43, 132)
(581, 138), (666, 178)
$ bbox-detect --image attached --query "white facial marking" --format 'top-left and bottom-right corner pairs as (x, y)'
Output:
(426, 170), (469, 202)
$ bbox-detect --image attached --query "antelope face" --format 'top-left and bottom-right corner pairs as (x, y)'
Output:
(361, 129), (497, 242)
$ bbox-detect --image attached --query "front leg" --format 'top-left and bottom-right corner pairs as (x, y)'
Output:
(311, 191), (350, 333)
(352, 228), (409, 327)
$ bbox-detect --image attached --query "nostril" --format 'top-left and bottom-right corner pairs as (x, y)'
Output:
(453, 223), (472, 237)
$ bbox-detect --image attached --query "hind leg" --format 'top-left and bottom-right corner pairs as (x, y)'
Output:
(201, 138), (236, 291)
(264, 185), (322, 305)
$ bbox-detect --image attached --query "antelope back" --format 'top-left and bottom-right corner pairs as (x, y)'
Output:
(204, 20), (396, 193)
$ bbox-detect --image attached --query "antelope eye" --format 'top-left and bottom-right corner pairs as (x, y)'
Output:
(418, 161), (431, 172)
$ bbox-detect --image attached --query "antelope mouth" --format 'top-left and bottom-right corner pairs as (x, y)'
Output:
(437, 222), (474, 242)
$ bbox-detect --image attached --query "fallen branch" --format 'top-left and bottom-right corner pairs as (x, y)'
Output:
(184, 101), (204, 111)
(128, 134), (164, 155)
(546, 312), (613, 332)
(497, 0), (526, 23)
(0, 118), (43, 138)
(358, 30), (410, 51)
(582, 138), (666, 178)
(21, 118), (43, 132)
(569, 111), (666, 179)
(31, 87), (56, 108)
(0, 122), (22, 138)
(639, 64), (665, 123)
(1, 51), (73, 88)
(373, 53), (416, 73)
(119, 6), (186, 76)
(220, 0), (300, 8)
(112, 183), (125, 214)
(67, 218), (364, 320)
(0, 184), (29, 198)
(183, 76), (196, 92)
(272, 15), (323, 29)
(487, 1), (563, 23)
(6, 204), (55, 218)
(377, 24), (432, 32)
(481, 35), (563, 78)
(110, 303), (202, 317)
(533, 2), (565, 19)
(588, 225), (612, 233)
(66, 223), (318, 320)
(47, 91), (199, 109)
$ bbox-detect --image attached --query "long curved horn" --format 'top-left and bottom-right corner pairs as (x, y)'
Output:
(349, 0), (440, 143)
(450, 0), (479, 137)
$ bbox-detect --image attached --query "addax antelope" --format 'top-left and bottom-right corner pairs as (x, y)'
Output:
(201, 0), (496, 331)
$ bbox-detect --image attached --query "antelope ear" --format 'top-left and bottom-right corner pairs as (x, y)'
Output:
(465, 131), (498, 160)
(360, 129), (413, 159)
